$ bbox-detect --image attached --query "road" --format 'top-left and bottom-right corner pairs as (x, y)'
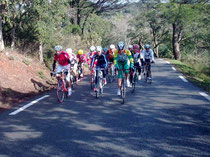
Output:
(0, 59), (210, 157)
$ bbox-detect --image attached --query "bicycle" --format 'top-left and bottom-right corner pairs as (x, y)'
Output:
(131, 66), (138, 93)
(69, 66), (77, 90)
(118, 68), (130, 104)
(51, 69), (70, 103)
(90, 68), (96, 89)
(144, 61), (153, 84)
(93, 68), (105, 99)
(107, 62), (115, 83)
(77, 62), (84, 80)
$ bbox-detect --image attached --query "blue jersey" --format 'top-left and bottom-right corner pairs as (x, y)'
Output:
(91, 54), (108, 68)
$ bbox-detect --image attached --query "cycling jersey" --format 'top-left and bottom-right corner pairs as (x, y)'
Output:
(114, 50), (134, 79)
(87, 51), (96, 65)
(54, 51), (70, 66)
(142, 49), (154, 62)
(77, 54), (86, 63)
(91, 54), (108, 68)
(132, 53), (141, 64)
(114, 50), (134, 65)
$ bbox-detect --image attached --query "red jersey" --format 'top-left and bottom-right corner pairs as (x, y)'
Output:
(54, 51), (70, 66)
(77, 54), (86, 63)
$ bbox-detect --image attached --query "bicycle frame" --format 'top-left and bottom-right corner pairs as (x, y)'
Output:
(94, 68), (105, 99)
(144, 62), (152, 84)
(52, 69), (69, 103)
(118, 68), (130, 104)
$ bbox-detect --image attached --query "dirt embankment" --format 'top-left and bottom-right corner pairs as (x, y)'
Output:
(0, 51), (56, 111)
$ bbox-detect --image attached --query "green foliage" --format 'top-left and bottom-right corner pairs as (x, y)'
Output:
(38, 71), (45, 79)
(170, 59), (210, 92)
(83, 14), (112, 47)
(8, 56), (14, 60)
(22, 59), (30, 66)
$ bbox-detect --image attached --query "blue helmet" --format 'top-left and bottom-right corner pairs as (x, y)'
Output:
(103, 48), (108, 52)
(145, 44), (151, 49)
(117, 41), (125, 50)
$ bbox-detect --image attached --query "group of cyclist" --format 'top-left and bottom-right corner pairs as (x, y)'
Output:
(51, 42), (155, 97)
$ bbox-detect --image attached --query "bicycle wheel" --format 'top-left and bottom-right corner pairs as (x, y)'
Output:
(132, 72), (137, 93)
(57, 79), (65, 103)
(100, 78), (104, 94)
(121, 79), (126, 104)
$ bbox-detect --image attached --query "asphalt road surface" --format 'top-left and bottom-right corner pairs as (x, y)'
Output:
(0, 59), (209, 157)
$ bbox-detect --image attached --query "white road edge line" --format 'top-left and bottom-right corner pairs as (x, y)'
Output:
(179, 75), (188, 82)
(199, 92), (210, 101)
(9, 95), (50, 116)
(172, 67), (176, 71)
(166, 61), (170, 64)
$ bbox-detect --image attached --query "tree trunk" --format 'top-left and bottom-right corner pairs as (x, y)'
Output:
(0, 16), (5, 52)
(11, 24), (16, 49)
(39, 41), (43, 63)
(155, 45), (159, 58)
(172, 23), (182, 60)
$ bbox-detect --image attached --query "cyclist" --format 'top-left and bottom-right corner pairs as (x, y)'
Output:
(87, 46), (96, 66)
(103, 48), (109, 60)
(132, 44), (142, 80)
(108, 44), (116, 63)
(114, 41), (134, 96)
(77, 49), (86, 78)
(128, 45), (133, 53)
(91, 46), (108, 92)
(142, 44), (155, 80)
(51, 45), (72, 96)
(66, 48), (78, 81)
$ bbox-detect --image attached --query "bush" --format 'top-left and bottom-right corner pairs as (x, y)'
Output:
(38, 71), (46, 79)
(9, 56), (14, 60)
(22, 59), (31, 66)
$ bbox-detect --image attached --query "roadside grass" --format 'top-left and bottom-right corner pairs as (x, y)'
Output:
(38, 71), (46, 79)
(169, 59), (210, 92)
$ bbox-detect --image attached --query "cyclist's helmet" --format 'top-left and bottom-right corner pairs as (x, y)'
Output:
(117, 41), (125, 50)
(110, 44), (115, 50)
(90, 46), (95, 52)
(78, 49), (84, 55)
(145, 44), (151, 49)
(96, 46), (102, 52)
(103, 48), (108, 52)
(54, 45), (62, 51)
(128, 45), (133, 49)
(133, 44), (140, 49)
(66, 48), (72, 54)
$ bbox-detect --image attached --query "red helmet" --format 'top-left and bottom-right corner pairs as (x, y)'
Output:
(133, 44), (140, 49)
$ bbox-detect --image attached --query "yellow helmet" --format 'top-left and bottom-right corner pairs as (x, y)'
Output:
(78, 49), (84, 55)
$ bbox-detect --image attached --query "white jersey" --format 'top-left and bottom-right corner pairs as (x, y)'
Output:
(142, 49), (154, 61)
(133, 53), (140, 64)
(69, 53), (77, 65)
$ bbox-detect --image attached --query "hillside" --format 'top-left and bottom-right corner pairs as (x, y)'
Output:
(0, 51), (55, 111)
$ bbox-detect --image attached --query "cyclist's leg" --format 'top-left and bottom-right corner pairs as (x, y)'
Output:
(63, 65), (71, 88)
(124, 62), (131, 86)
(95, 67), (100, 86)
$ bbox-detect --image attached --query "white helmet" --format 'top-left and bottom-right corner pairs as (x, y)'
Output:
(110, 44), (115, 50)
(66, 48), (72, 55)
(90, 46), (95, 52)
(96, 46), (102, 52)
(54, 45), (62, 51)
(128, 45), (133, 49)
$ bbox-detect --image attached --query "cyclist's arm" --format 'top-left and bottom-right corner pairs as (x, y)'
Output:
(103, 54), (108, 68)
(113, 51), (118, 67)
(142, 50), (145, 62)
(126, 50), (134, 67)
(52, 60), (56, 72)
(91, 55), (96, 68)
(150, 50), (155, 62)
